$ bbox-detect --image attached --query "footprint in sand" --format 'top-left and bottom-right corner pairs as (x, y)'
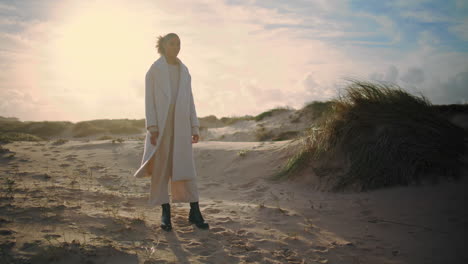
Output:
(32, 173), (51, 181)
(177, 226), (194, 234)
(185, 241), (202, 248)
(210, 227), (226, 233)
(215, 216), (234, 224)
(255, 185), (269, 192)
(198, 250), (213, 256)
(43, 234), (61, 240)
(238, 180), (259, 189)
(64, 154), (78, 161)
(90, 164), (106, 170)
(203, 208), (221, 214)
(204, 183), (220, 187)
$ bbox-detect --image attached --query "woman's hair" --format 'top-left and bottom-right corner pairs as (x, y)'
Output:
(156, 33), (179, 55)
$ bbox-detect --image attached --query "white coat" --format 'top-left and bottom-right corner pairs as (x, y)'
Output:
(133, 55), (200, 181)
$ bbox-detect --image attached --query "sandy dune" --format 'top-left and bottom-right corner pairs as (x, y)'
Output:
(0, 138), (467, 263)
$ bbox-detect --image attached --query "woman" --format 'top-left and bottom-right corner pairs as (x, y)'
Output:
(134, 33), (209, 231)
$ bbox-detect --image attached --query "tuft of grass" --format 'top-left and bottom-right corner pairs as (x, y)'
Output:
(272, 131), (301, 141)
(0, 145), (11, 153)
(275, 79), (466, 191)
(237, 149), (249, 157)
(255, 126), (274, 141)
(271, 139), (314, 181)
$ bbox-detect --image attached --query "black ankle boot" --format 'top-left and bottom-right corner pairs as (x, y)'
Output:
(189, 201), (209, 229)
(161, 203), (172, 231)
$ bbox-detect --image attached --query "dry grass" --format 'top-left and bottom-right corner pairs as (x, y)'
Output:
(274, 79), (466, 191)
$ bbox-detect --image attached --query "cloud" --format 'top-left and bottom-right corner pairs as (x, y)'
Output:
(400, 10), (450, 23)
(445, 71), (468, 103)
(0, 88), (59, 121)
(400, 67), (425, 85)
(432, 71), (468, 104)
(449, 18), (468, 41)
(370, 65), (399, 83)
(1, 0), (467, 122)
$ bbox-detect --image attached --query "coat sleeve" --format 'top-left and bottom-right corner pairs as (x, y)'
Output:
(188, 73), (200, 135)
(145, 66), (159, 132)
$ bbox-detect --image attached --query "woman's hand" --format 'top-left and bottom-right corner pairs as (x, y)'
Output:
(192, 134), (199, 144)
(150, 131), (159, 146)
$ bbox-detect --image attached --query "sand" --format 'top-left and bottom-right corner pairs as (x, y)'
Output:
(0, 136), (467, 264)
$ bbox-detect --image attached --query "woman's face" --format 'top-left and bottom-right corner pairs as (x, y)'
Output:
(164, 36), (180, 58)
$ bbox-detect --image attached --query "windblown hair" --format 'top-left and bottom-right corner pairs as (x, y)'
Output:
(156, 33), (179, 55)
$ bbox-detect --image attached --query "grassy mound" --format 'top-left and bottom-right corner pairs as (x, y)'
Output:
(255, 106), (292, 121)
(0, 120), (73, 139)
(71, 119), (143, 137)
(0, 132), (44, 143)
(291, 101), (334, 123)
(276, 80), (466, 191)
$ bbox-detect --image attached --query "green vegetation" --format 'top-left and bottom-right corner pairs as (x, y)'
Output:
(220, 115), (255, 125)
(0, 120), (72, 141)
(199, 114), (255, 126)
(290, 101), (334, 123)
(255, 125), (273, 141)
(72, 119), (143, 137)
(273, 80), (466, 191)
(0, 132), (44, 143)
(199, 115), (218, 123)
(0, 117), (146, 142)
(255, 106), (292, 122)
(272, 131), (301, 141)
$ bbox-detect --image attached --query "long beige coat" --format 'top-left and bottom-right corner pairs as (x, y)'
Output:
(133, 55), (200, 181)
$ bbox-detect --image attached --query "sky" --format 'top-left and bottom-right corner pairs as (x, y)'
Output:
(0, 0), (467, 122)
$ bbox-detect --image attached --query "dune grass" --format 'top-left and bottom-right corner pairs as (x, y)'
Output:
(274, 80), (466, 191)
(72, 119), (143, 137)
(0, 132), (44, 143)
(255, 106), (292, 122)
(0, 120), (72, 142)
(0, 118), (146, 141)
(219, 115), (256, 125)
(295, 101), (334, 122)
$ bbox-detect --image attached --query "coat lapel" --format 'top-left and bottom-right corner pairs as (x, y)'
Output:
(159, 55), (188, 102)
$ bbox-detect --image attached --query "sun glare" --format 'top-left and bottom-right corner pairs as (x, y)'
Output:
(46, 1), (158, 99)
